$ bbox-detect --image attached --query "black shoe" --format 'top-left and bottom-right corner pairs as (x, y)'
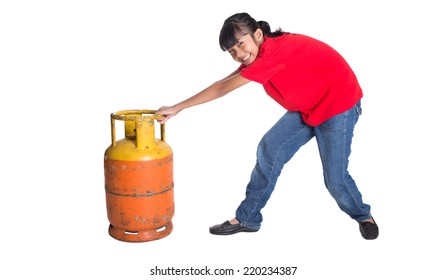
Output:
(209, 221), (259, 235)
(359, 217), (379, 240)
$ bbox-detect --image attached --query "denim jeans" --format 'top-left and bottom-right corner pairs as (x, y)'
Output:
(236, 102), (371, 230)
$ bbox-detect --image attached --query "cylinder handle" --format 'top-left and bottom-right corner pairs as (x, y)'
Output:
(110, 110), (165, 148)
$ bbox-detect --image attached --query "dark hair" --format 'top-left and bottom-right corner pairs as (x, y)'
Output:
(219, 12), (284, 51)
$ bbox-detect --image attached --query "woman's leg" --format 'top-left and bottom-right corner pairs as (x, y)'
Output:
(235, 111), (314, 229)
(314, 102), (371, 222)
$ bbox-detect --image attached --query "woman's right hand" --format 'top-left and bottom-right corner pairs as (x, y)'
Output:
(155, 105), (181, 124)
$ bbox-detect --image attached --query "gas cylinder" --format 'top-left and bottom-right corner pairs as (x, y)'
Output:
(104, 110), (174, 242)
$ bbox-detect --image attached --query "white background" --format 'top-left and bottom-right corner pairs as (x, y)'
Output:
(1, 0), (445, 279)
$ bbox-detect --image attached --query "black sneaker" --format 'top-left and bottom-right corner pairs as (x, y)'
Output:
(359, 217), (379, 240)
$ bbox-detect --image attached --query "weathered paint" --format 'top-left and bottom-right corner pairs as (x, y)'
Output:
(104, 110), (174, 242)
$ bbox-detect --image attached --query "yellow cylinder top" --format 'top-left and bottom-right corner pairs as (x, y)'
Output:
(105, 138), (172, 161)
(105, 109), (172, 161)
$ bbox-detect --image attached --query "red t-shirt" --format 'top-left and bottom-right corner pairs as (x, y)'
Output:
(239, 33), (363, 126)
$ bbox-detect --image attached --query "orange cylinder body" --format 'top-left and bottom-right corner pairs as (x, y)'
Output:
(104, 110), (174, 242)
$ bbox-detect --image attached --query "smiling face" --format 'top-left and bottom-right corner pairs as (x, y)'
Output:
(227, 28), (264, 65)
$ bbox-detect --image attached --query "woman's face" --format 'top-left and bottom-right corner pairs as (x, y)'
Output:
(227, 28), (263, 65)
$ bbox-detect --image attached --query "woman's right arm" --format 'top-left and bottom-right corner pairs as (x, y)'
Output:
(156, 69), (249, 123)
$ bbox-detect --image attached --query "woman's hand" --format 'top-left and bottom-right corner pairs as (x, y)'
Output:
(155, 105), (181, 124)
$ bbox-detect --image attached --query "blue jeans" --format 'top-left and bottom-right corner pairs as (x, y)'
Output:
(236, 102), (371, 230)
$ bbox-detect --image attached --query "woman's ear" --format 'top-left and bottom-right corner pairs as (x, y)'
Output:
(255, 28), (263, 41)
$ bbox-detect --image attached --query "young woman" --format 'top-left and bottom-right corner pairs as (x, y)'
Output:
(156, 12), (379, 240)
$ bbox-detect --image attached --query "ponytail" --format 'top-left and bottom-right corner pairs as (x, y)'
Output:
(257, 20), (284, 37)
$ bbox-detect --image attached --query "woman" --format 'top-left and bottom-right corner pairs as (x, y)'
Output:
(156, 12), (378, 240)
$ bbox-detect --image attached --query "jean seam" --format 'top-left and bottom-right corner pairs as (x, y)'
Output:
(341, 112), (366, 221)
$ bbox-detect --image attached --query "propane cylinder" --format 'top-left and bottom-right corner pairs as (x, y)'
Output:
(104, 110), (174, 242)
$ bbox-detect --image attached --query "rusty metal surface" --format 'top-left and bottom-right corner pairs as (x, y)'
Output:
(104, 109), (174, 242)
